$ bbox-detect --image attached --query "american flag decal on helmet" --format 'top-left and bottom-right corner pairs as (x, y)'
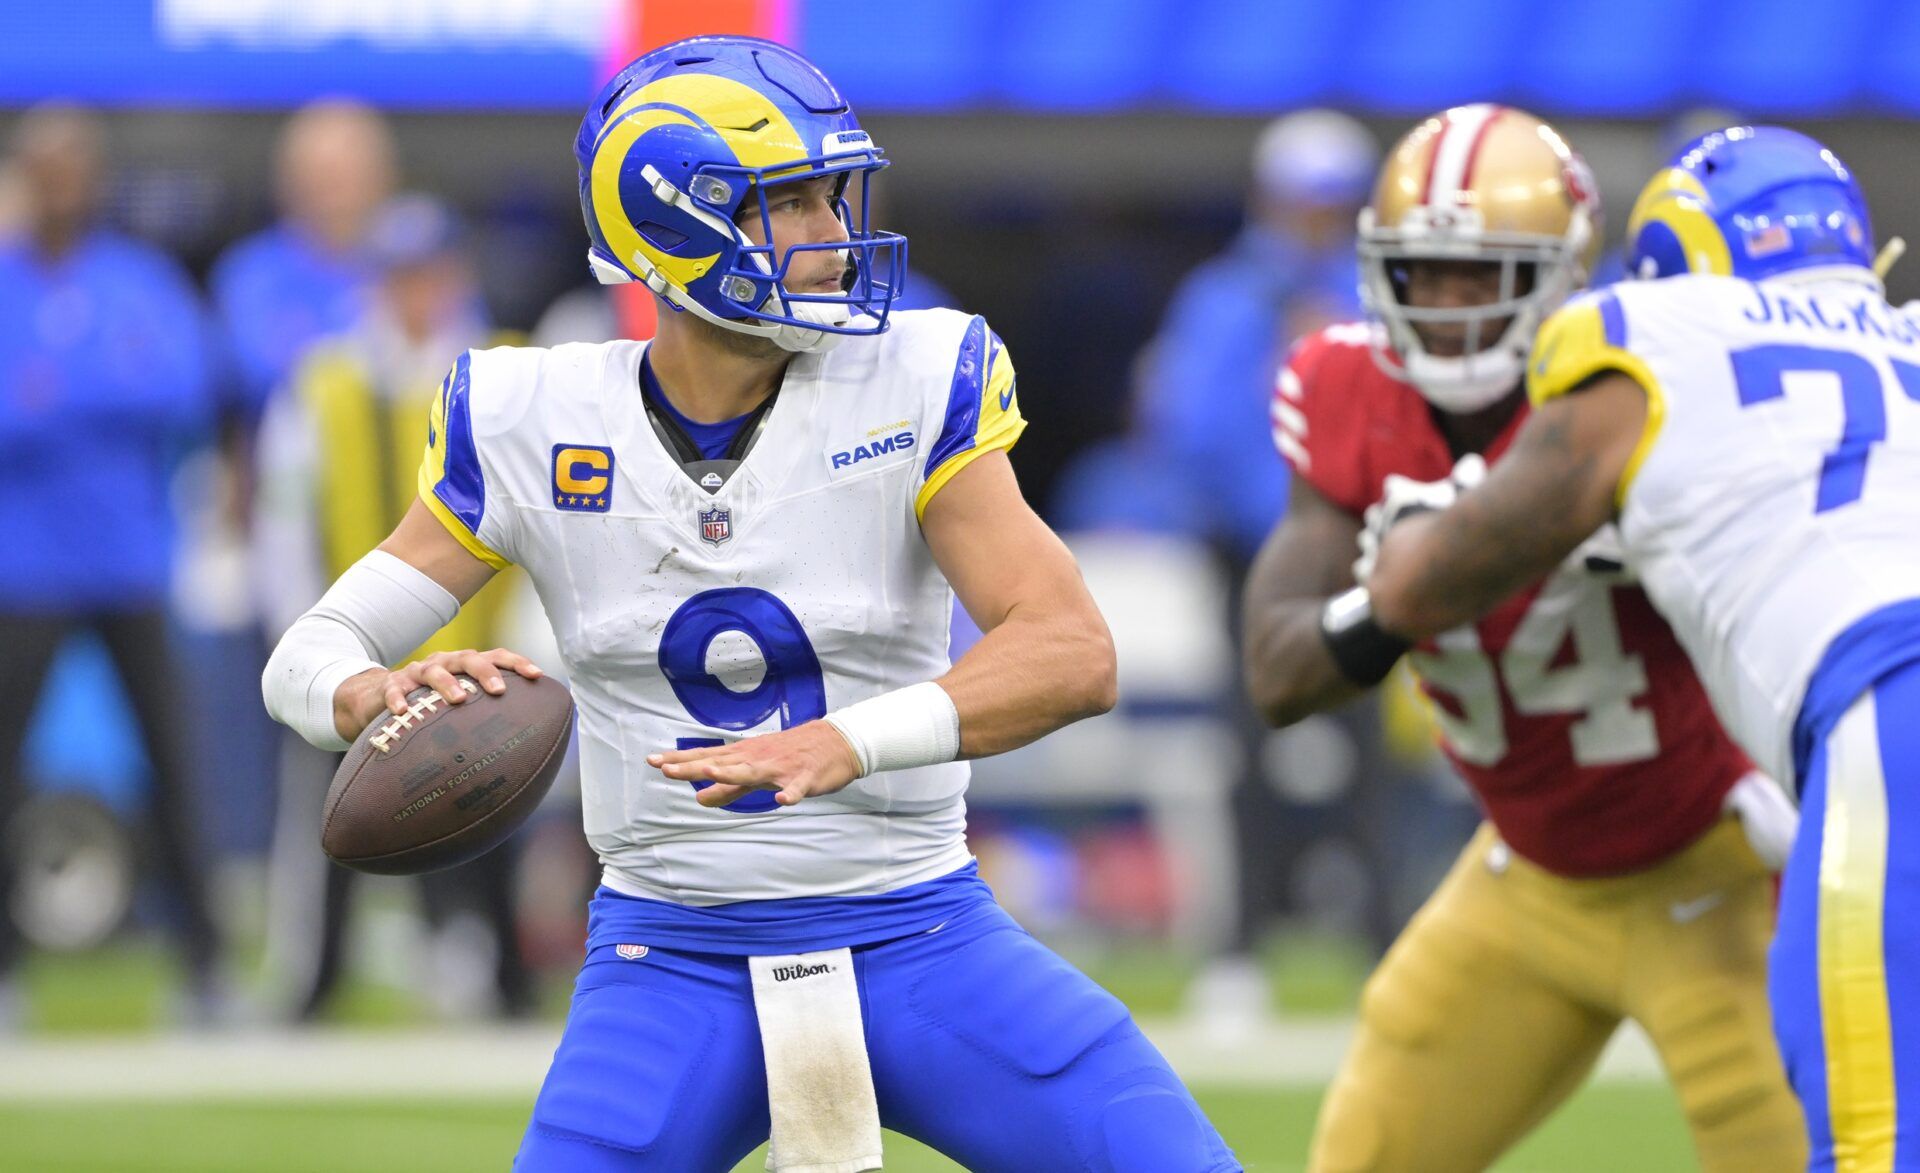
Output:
(1746, 223), (1793, 259)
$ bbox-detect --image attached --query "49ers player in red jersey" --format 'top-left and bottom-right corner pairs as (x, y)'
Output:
(1242, 105), (1806, 1173)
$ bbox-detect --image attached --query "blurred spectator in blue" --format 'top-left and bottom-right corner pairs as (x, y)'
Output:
(0, 105), (222, 1023)
(181, 100), (399, 880)
(253, 195), (534, 1022)
(1053, 112), (1382, 1028)
(1051, 349), (1200, 537)
(1071, 110), (1377, 559)
(210, 99), (396, 423)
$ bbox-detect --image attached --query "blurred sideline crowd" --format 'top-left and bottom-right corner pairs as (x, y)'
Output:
(0, 97), (1469, 1031)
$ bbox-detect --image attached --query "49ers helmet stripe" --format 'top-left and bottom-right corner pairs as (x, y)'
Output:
(1358, 105), (1600, 414)
(1425, 104), (1503, 204)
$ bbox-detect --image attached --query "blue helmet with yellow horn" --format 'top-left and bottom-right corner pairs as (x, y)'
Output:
(575, 36), (906, 352)
(1626, 126), (1873, 283)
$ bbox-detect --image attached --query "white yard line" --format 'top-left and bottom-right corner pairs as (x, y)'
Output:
(0, 1018), (1667, 1101)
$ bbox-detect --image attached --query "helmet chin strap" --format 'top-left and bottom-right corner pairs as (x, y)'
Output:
(587, 246), (854, 355)
(1403, 349), (1524, 414)
(753, 290), (852, 355)
(745, 246), (855, 355)
(593, 164), (863, 355)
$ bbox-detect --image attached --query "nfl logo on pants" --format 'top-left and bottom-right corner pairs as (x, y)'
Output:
(700, 505), (732, 546)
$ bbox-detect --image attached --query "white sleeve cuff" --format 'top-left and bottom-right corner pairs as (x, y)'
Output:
(262, 550), (460, 752)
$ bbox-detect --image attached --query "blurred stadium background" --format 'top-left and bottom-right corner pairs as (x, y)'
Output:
(0, 1), (1913, 1169)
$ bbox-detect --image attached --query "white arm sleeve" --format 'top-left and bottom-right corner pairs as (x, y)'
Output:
(262, 549), (461, 751)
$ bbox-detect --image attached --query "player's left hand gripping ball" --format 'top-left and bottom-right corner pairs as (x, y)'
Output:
(650, 722), (863, 809)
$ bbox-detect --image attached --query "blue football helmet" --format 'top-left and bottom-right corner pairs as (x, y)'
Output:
(575, 36), (906, 353)
(1626, 126), (1874, 282)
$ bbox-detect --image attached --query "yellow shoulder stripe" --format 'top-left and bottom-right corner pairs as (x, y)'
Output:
(417, 478), (513, 571)
(415, 371), (512, 571)
(915, 335), (1027, 521)
(1527, 294), (1668, 509)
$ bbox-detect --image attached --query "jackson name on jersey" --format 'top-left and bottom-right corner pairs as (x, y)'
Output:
(1278, 323), (1751, 875)
(416, 308), (1021, 905)
(1531, 273), (1920, 785)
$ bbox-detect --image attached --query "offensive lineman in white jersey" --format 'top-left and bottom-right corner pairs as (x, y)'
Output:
(261, 36), (1240, 1173)
(1350, 127), (1920, 1170)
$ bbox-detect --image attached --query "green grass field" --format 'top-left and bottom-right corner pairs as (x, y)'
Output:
(0, 1083), (1693, 1172)
(2, 938), (1703, 1170)
(15, 932), (1377, 1034)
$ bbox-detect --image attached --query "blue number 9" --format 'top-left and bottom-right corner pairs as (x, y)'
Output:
(658, 588), (826, 813)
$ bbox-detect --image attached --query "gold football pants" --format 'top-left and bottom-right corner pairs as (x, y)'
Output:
(1308, 819), (1807, 1172)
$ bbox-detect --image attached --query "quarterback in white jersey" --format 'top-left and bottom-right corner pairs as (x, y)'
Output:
(1356, 127), (1920, 1171)
(428, 316), (1006, 904)
(261, 35), (1238, 1173)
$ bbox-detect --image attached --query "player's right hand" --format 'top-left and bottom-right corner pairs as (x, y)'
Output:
(332, 648), (544, 743)
(1354, 454), (1487, 584)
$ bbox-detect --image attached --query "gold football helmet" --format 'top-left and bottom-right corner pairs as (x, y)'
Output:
(1357, 104), (1602, 411)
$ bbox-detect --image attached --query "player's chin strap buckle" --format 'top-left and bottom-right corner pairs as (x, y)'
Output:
(748, 948), (882, 1172)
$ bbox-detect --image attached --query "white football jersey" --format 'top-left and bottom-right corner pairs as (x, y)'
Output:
(1530, 272), (1920, 782)
(416, 309), (1022, 904)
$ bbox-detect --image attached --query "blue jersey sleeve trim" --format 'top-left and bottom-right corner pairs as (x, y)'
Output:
(1598, 290), (1627, 349)
(924, 315), (990, 476)
(435, 351), (487, 535)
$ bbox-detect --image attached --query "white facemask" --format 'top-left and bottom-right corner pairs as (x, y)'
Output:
(1398, 348), (1526, 413)
(1357, 205), (1594, 416)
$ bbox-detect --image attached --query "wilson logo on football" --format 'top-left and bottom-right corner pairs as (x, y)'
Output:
(370, 679), (478, 753)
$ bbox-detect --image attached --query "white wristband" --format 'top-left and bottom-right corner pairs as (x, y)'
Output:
(824, 681), (961, 778)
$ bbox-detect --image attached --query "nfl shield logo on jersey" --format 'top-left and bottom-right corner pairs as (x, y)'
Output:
(699, 505), (732, 546)
(615, 944), (649, 961)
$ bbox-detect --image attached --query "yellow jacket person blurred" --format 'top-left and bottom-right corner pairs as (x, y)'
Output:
(253, 195), (535, 1022)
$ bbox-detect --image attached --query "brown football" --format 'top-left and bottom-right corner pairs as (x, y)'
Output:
(322, 674), (574, 875)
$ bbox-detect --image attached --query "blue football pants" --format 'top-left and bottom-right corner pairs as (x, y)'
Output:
(515, 897), (1240, 1171)
(1773, 658), (1920, 1171)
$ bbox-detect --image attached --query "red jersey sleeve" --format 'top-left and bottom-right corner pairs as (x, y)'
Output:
(1272, 326), (1375, 517)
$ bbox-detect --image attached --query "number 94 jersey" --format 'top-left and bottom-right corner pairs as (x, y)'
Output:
(1277, 325), (1751, 876)
(415, 309), (1023, 905)
(1531, 274), (1920, 785)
